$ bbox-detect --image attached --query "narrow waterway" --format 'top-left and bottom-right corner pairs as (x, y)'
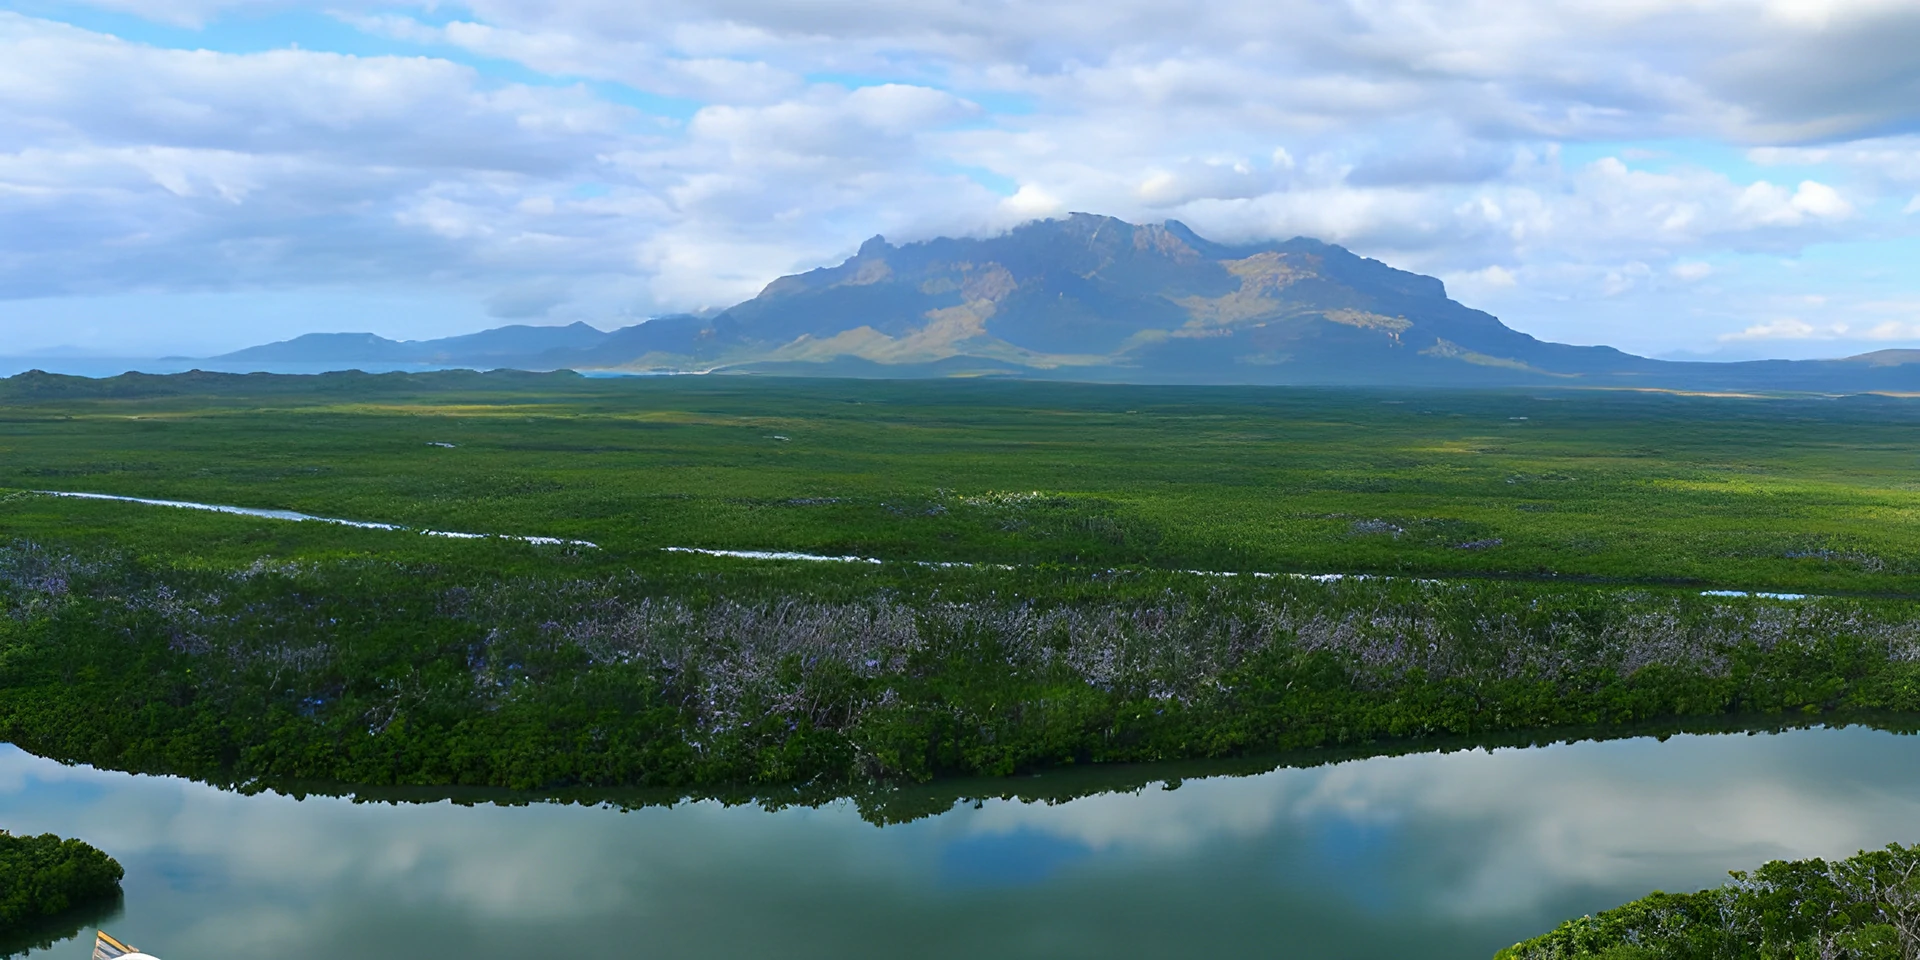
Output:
(22, 492), (1819, 599)
(6, 727), (1920, 959)
(30, 491), (598, 547)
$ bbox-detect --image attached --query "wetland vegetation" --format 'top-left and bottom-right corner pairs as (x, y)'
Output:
(8, 369), (1920, 589)
(14, 536), (1920, 796)
(0, 830), (122, 954)
(9, 370), (1920, 956)
(1501, 843), (1920, 959)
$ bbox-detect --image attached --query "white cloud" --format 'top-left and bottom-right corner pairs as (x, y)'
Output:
(5, 1), (1920, 354)
(965, 730), (1920, 918)
(1862, 320), (1920, 340)
(0, 14), (896, 310)
(1789, 180), (1853, 218)
(54, 0), (1920, 143)
(687, 85), (975, 161)
(17, 730), (1920, 947)
(1704, 296), (1920, 352)
(351, 15), (804, 103)
(1721, 317), (1835, 340)
(1730, 180), (1854, 227)
(0, 16), (632, 171)
(1134, 159), (1272, 207)
(1445, 264), (1519, 297)
(1000, 183), (1064, 220)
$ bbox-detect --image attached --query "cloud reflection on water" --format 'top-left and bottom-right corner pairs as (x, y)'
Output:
(960, 729), (1920, 918)
(3, 727), (1918, 959)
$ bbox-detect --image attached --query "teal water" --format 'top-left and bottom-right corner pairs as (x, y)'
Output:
(7, 727), (1920, 959)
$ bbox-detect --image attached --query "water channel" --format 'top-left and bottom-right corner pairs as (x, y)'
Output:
(7, 726), (1920, 959)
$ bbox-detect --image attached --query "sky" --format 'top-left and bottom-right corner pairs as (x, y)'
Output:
(2, 0), (1920, 360)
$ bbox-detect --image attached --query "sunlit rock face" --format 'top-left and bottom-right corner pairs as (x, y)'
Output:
(5, 727), (1919, 960)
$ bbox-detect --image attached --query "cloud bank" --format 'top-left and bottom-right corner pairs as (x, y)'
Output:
(4, 0), (1920, 356)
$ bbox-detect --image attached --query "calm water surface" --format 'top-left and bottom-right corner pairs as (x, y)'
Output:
(7, 727), (1920, 960)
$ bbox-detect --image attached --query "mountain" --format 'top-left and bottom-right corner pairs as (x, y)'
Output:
(215, 322), (610, 366)
(218, 332), (421, 364)
(201, 215), (1920, 392)
(555, 214), (1654, 385)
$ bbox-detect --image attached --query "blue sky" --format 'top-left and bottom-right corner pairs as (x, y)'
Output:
(2, 0), (1919, 359)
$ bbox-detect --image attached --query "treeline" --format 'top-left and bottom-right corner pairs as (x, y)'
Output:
(1499, 843), (1920, 959)
(6, 538), (1920, 802)
(0, 366), (582, 402)
(0, 831), (122, 938)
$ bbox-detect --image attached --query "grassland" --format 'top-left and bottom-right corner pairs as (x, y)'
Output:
(6, 369), (1920, 593)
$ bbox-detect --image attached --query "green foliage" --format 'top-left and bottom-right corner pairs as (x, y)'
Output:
(6, 535), (1920, 802)
(8, 372), (1920, 804)
(0, 831), (122, 935)
(17, 372), (1920, 955)
(1499, 844), (1920, 960)
(6, 372), (1920, 593)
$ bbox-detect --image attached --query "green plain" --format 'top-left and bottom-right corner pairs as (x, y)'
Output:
(3, 371), (1920, 593)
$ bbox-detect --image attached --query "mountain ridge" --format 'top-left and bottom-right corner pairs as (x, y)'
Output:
(204, 214), (1920, 392)
(217, 321), (612, 365)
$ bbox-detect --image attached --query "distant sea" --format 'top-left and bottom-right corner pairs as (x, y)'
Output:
(0, 358), (480, 378)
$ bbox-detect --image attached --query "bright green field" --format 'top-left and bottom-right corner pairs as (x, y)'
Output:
(3, 371), (1920, 593)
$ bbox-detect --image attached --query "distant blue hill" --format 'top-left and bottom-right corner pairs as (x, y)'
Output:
(215, 322), (611, 366)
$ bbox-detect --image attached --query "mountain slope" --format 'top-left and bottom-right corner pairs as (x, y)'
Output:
(216, 322), (609, 366)
(218, 332), (420, 364)
(557, 214), (1653, 385)
(200, 215), (1920, 392)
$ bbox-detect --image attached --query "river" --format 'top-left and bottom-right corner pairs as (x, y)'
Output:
(6, 726), (1919, 959)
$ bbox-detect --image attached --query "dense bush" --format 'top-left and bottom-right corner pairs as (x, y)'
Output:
(1500, 843), (1920, 959)
(7, 538), (1920, 797)
(0, 831), (122, 934)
